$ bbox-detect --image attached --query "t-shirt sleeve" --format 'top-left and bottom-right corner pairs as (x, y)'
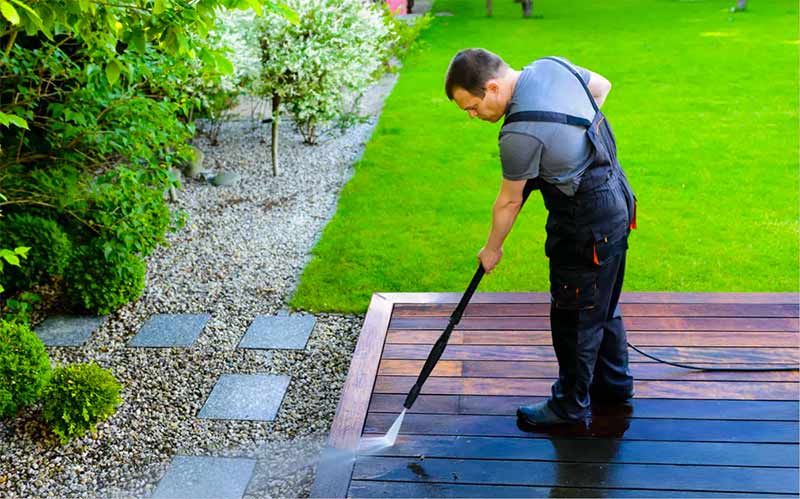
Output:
(576, 65), (591, 85)
(499, 132), (543, 181)
(557, 57), (591, 84)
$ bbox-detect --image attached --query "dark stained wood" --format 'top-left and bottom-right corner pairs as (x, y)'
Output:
(382, 344), (800, 364)
(389, 316), (800, 332)
(392, 302), (800, 318)
(386, 330), (800, 347)
(356, 434), (799, 467)
(368, 394), (800, 421)
(311, 292), (800, 498)
(378, 359), (800, 382)
(310, 294), (394, 499)
(351, 456), (799, 494)
(364, 413), (799, 443)
(380, 291), (799, 305)
(373, 375), (800, 400)
(379, 359), (465, 377)
(348, 480), (797, 498)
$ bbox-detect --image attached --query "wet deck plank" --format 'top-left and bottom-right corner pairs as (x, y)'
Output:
(377, 359), (800, 381)
(310, 292), (800, 498)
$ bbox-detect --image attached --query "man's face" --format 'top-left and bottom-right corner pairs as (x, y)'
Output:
(452, 81), (504, 122)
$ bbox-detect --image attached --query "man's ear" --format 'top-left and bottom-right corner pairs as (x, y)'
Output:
(485, 79), (500, 94)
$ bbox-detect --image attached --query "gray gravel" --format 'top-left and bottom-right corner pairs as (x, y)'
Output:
(0, 71), (399, 498)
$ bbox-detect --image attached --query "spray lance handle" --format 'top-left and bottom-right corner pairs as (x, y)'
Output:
(403, 264), (486, 410)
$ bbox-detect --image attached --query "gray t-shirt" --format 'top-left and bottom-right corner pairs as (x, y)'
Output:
(499, 57), (596, 196)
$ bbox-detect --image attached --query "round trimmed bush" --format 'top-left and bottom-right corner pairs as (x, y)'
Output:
(42, 362), (122, 444)
(0, 212), (72, 293)
(63, 240), (146, 315)
(0, 319), (52, 418)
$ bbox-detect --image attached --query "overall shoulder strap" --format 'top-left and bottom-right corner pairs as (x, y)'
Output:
(502, 57), (598, 129)
(504, 110), (591, 128)
(540, 56), (599, 113)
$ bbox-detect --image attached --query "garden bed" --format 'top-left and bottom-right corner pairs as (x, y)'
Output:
(0, 71), (398, 498)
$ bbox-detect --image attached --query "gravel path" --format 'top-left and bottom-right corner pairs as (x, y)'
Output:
(0, 71), (399, 498)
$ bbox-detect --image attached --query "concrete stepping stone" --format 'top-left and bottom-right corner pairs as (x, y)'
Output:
(209, 171), (241, 186)
(128, 313), (211, 348)
(198, 374), (291, 421)
(238, 313), (315, 350)
(33, 315), (106, 346)
(152, 455), (256, 499)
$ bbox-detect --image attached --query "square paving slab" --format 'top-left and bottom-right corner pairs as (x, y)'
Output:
(198, 374), (291, 421)
(128, 313), (211, 347)
(152, 455), (256, 499)
(33, 315), (106, 346)
(238, 313), (316, 350)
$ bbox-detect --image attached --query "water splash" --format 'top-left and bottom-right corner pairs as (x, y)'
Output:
(356, 408), (407, 455)
(358, 436), (392, 455)
(384, 408), (406, 446)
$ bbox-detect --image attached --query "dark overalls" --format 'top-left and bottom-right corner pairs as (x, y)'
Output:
(504, 57), (638, 420)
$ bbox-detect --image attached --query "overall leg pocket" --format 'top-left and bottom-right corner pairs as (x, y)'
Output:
(591, 223), (629, 266)
(550, 264), (599, 310)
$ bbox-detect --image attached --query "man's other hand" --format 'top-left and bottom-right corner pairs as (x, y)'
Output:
(478, 246), (503, 274)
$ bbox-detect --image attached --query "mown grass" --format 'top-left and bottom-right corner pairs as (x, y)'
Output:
(291, 0), (799, 313)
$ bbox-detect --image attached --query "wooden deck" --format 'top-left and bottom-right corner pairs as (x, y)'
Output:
(312, 292), (800, 498)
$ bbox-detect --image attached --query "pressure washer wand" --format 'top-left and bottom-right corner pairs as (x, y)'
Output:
(402, 179), (540, 411)
(403, 264), (486, 410)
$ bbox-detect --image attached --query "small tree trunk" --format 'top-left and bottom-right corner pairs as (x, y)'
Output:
(486, 0), (492, 17)
(522, 0), (532, 17)
(271, 94), (280, 177)
(736, 0), (746, 10)
(168, 167), (178, 202)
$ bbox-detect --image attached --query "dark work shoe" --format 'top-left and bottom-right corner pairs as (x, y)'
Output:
(516, 401), (574, 426)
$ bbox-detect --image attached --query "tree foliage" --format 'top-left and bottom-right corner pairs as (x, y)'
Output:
(0, 0), (295, 310)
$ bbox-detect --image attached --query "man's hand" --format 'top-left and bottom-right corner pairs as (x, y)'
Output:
(478, 245), (503, 274)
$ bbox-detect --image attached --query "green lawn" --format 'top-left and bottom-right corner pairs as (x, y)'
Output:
(291, 0), (799, 313)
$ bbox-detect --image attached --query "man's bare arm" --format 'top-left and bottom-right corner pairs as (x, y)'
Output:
(487, 178), (526, 250)
(587, 71), (612, 108)
(478, 178), (528, 273)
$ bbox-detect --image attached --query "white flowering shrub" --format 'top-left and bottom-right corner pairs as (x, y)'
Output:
(258, 0), (395, 144)
(209, 8), (264, 96)
(181, 7), (264, 143)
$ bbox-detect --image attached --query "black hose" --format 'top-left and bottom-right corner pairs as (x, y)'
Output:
(627, 342), (799, 372)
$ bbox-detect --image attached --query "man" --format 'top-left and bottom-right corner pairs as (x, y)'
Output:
(445, 48), (637, 425)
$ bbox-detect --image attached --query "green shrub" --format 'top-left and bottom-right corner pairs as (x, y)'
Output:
(0, 388), (13, 417)
(0, 319), (52, 418)
(0, 244), (30, 296)
(379, 5), (433, 71)
(0, 213), (73, 293)
(63, 239), (147, 315)
(42, 362), (122, 444)
(1, 291), (42, 327)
